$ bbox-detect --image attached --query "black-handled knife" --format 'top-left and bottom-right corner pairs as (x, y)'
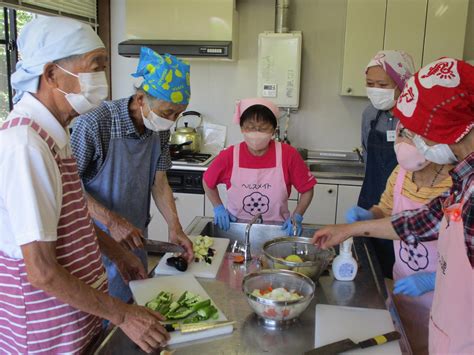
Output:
(305, 331), (400, 354)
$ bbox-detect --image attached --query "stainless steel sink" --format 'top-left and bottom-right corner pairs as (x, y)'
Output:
(186, 219), (321, 257)
(308, 161), (365, 180)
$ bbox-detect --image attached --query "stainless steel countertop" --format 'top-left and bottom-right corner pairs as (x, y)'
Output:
(94, 218), (409, 355)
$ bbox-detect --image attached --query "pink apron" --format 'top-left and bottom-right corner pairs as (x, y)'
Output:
(429, 194), (474, 354)
(0, 118), (108, 354)
(227, 142), (290, 222)
(391, 167), (438, 354)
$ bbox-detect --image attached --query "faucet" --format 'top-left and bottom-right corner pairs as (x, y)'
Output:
(353, 147), (364, 163)
(243, 213), (263, 261)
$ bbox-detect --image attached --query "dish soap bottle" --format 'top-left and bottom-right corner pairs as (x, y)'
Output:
(332, 238), (358, 281)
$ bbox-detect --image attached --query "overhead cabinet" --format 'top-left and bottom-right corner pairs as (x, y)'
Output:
(341, 0), (469, 97)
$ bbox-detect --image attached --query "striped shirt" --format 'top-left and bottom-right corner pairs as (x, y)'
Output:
(391, 152), (474, 267)
(70, 97), (172, 184)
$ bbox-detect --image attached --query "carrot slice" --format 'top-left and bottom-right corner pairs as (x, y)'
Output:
(233, 255), (245, 264)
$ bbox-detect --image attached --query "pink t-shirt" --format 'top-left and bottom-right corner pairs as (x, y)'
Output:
(203, 141), (316, 196)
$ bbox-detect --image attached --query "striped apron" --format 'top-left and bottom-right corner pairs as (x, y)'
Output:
(0, 117), (108, 354)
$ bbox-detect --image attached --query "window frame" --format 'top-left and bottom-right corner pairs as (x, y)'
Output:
(1, 7), (18, 111)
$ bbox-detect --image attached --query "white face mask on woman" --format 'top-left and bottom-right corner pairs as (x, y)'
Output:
(243, 131), (273, 151)
(140, 99), (175, 132)
(56, 65), (108, 115)
(412, 135), (458, 165)
(366, 87), (396, 111)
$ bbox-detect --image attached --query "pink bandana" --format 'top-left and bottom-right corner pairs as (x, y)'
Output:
(366, 50), (415, 91)
(233, 98), (280, 124)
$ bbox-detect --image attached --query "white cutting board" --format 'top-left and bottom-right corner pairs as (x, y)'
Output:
(315, 304), (401, 354)
(130, 274), (233, 345)
(154, 236), (230, 278)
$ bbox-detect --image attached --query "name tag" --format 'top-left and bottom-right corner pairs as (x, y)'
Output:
(386, 130), (396, 142)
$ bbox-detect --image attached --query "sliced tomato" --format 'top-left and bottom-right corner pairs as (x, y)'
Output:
(263, 308), (277, 317)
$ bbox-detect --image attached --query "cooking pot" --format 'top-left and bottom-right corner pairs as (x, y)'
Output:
(170, 111), (202, 153)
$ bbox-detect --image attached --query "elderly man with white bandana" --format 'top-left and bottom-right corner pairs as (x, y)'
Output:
(0, 17), (169, 354)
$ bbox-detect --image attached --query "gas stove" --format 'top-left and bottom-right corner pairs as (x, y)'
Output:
(168, 152), (215, 194)
(171, 152), (214, 166)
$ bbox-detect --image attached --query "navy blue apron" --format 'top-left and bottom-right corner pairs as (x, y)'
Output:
(357, 110), (397, 279)
(85, 101), (161, 302)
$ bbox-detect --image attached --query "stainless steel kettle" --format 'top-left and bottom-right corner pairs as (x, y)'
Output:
(170, 111), (202, 153)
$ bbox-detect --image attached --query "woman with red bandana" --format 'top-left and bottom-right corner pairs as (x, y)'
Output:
(348, 122), (453, 354)
(312, 58), (473, 354)
(203, 98), (316, 235)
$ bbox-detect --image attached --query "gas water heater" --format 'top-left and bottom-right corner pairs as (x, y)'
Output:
(257, 31), (302, 109)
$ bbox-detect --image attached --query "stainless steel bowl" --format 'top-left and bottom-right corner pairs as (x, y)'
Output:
(262, 237), (335, 281)
(242, 269), (315, 327)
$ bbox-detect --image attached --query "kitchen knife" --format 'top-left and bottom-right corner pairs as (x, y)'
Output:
(305, 331), (400, 354)
(164, 321), (236, 333)
(143, 240), (185, 254)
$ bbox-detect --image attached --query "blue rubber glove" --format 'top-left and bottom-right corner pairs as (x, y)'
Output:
(393, 272), (436, 297)
(213, 204), (236, 231)
(281, 213), (304, 236)
(345, 206), (374, 224)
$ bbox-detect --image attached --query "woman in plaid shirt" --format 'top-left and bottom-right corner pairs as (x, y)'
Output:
(312, 58), (473, 354)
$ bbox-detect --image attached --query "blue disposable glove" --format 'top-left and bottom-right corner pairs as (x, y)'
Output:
(345, 206), (374, 224)
(281, 213), (304, 236)
(393, 272), (436, 297)
(213, 204), (236, 231)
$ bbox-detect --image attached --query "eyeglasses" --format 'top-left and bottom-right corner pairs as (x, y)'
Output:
(398, 126), (415, 140)
(241, 125), (274, 133)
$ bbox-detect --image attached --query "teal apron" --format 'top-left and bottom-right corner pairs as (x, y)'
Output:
(85, 101), (161, 302)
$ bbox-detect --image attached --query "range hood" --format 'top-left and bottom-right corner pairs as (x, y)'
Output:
(120, 0), (238, 60)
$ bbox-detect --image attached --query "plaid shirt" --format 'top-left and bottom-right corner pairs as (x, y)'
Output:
(391, 152), (474, 267)
(70, 97), (172, 184)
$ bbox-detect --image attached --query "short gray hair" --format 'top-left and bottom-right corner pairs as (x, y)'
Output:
(53, 54), (84, 66)
(135, 87), (166, 108)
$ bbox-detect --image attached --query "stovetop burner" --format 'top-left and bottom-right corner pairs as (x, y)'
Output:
(171, 152), (213, 166)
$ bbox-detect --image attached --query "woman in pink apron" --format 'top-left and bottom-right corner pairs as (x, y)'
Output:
(203, 98), (316, 235)
(312, 57), (474, 354)
(346, 123), (452, 354)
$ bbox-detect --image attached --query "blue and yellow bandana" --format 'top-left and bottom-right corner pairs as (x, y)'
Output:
(132, 47), (191, 105)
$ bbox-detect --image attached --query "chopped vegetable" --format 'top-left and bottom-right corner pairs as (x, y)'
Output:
(166, 256), (188, 272)
(233, 255), (244, 264)
(193, 235), (216, 264)
(251, 287), (303, 301)
(145, 291), (173, 313)
(145, 290), (219, 324)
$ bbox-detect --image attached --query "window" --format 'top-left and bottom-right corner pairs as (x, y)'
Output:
(0, 7), (33, 120)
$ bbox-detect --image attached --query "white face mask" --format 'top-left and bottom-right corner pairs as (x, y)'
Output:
(243, 131), (273, 151)
(412, 135), (458, 165)
(366, 87), (396, 111)
(56, 65), (108, 115)
(140, 102), (174, 132)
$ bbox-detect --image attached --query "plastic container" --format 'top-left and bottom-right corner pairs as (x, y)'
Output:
(332, 238), (358, 281)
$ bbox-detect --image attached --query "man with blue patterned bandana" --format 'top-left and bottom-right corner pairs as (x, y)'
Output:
(71, 47), (193, 302)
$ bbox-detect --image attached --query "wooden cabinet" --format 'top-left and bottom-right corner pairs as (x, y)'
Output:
(341, 0), (469, 97)
(148, 193), (204, 241)
(304, 184), (338, 225)
(384, 0), (428, 70)
(340, 0), (386, 97)
(336, 185), (362, 224)
(423, 0), (469, 66)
